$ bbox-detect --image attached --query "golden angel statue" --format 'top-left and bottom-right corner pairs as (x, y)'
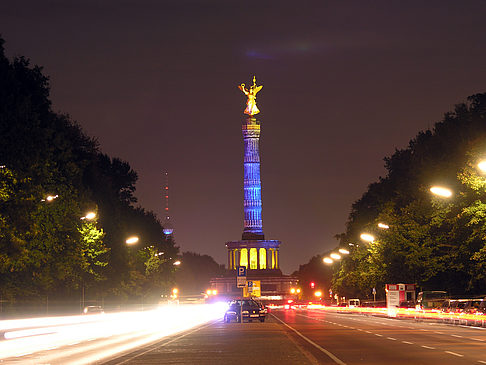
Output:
(238, 76), (263, 116)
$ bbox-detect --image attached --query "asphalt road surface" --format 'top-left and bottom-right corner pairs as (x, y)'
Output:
(102, 308), (486, 365)
(3, 307), (486, 364)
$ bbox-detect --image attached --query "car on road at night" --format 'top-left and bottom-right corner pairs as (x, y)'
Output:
(83, 305), (104, 315)
(224, 299), (267, 323)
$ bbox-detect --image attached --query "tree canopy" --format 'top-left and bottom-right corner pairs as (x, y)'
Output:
(0, 37), (179, 303)
(332, 93), (486, 299)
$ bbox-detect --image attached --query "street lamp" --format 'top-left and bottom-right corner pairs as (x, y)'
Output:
(173, 260), (181, 266)
(378, 223), (389, 229)
(478, 160), (486, 173)
(323, 257), (333, 264)
(125, 236), (139, 245)
(81, 212), (96, 220)
(330, 253), (341, 260)
(360, 233), (375, 243)
(338, 248), (350, 255)
(314, 290), (322, 298)
(430, 186), (453, 198)
(41, 194), (59, 202)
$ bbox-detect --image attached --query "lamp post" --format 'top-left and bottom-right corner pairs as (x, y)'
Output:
(125, 236), (139, 245)
(429, 186), (453, 198)
(360, 233), (375, 243)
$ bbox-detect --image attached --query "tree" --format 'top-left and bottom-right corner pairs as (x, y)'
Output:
(334, 93), (486, 298)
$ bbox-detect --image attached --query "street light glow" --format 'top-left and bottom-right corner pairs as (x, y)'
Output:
(41, 194), (59, 202)
(378, 223), (389, 229)
(173, 260), (181, 266)
(314, 291), (322, 297)
(360, 233), (375, 242)
(330, 253), (341, 260)
(81, 212), (96, 220)
(125, 236), (139, 245)
(430, 186), (452, 198)
(478, 160), (486, 173)
(338, 248), (350, 255)
(323, 257), (333, 264)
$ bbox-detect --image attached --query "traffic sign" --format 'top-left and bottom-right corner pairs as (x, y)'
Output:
(237, 266), (246, 277)
(236, 266), (246, 288)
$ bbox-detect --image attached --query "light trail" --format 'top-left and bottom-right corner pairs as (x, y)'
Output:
(0, 303), (227, 363)
(305, 303), (486, 326)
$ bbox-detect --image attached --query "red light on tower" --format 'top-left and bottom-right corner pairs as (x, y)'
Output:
(310, 282), (315, 289)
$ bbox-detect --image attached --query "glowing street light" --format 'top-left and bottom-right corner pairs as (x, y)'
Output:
(81, 212), (96, 220)
(323, 257), (333, 264)
(360, 233), (375, 243)
(290, 288), (296, 294)
(212, 289), (217, 295)
(338, 248), (350, 255)
(478, 160), (486, 173)
(125, 236), (139, 245)
(330, 253), (341, 260)
(430, 186), (453, 198)
(378, 223), (389, 229)
(173, 260), (181, 266)
(314, 290), (322, 297)
(41, 194), (59, 202)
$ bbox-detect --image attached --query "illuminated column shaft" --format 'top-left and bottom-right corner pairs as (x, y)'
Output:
(242, 117), (264, 240)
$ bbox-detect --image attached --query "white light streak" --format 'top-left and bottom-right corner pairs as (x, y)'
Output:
(0, 303), (227, 362)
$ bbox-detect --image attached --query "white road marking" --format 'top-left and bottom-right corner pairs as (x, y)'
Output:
(402, 341), (413, 345)
(434, 331), (443, 334)
(472, 338), (485, 342)
(365, 331), (372, 334)
(477, 360), (486, 364)
(374, 334), (383, 337)
(421, 345), (435, 349)
(387, 337), (397, 341)
(272, 314), (347, 365)
(445, 351), (464, 357)
(451, 334), (463, 338)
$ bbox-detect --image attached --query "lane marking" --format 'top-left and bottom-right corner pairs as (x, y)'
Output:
(280, 323), (322, 365)
(451, 334), (463, 338)
(374, 334), (383, 337)
(434, 331), (443, 334)
(445, 351), (464, 357)
(271, 314), (347, 365)
(472, 338), (485, 342)
(402, 341), (413, 345)
(477, 360), (486, 364)
(387, 337), (397, 341)
(421, 345), (435, 349)
(365, 331), (371, 334)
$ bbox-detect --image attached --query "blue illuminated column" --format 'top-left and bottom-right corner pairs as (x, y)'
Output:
(242, 117), (264, 240)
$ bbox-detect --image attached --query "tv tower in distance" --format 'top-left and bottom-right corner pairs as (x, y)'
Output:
(162, 171), (174, 236)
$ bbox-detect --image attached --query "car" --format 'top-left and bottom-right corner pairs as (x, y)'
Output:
(224, 299), (267, 323)
(83, 305), (104, 314)
(463, 298), (484, 326)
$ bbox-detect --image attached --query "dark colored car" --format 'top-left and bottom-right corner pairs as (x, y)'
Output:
(224, 299), (267, 323)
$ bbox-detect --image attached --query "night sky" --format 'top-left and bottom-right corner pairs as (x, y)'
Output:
(2, 1), (486, 274)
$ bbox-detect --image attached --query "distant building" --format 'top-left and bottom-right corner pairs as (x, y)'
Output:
(210, 78), (297, 302)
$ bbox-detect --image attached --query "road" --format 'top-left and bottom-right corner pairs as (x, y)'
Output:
(2, 307), (486, 364)
(104, 308), (486, 365)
